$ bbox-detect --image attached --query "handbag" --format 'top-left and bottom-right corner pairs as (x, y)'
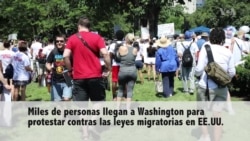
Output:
(155, 80), (163, 93)
(204, 45), (232, 101)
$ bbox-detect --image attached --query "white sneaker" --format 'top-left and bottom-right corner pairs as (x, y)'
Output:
(198, 135), (211, 141)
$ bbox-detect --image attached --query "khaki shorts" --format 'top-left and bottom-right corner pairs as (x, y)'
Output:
(197, 86), (228, 112)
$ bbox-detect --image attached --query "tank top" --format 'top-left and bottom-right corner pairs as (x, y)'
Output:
(147, 47), (157, 57)
(119, 46), (136, 67)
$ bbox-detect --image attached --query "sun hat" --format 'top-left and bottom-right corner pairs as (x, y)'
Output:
(239, 25), (250, 33)
(201, 32), (209, 37)
(156, 36), (171, 48)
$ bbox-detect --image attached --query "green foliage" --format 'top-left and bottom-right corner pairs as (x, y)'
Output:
(189, 0), (250, 28)
(231, 56), (250, 94)
(2, 0), (249, 40)
(159, 5), (185, 30)
(0, 0), (186, 39)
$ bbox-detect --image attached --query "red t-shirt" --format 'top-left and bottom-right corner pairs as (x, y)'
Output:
(66, 31), (105, 79)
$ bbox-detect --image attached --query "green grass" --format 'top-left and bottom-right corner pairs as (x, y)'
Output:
(2, 74), (247, 141)
(26, 75), (242, 101)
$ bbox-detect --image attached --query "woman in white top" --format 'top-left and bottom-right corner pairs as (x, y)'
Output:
(195, 28), (236, 141)
(0, 42), (15, 101)
(12, 41), (33, 101)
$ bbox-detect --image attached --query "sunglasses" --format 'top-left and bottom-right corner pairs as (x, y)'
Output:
(56, 40), (64, 43)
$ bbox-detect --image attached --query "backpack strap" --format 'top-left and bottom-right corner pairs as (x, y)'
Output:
(181, 43), (185, 49)
(235, 40), (244, 58)
(188, 42), (193, 49)
(204, 44), (214, 101)
(76, 33), (99, 58)
(235, 40), (242, 51)
(204, 44), (214, 63)
(181, 42), (193, 50)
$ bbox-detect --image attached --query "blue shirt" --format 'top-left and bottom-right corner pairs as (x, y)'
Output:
(197, 39), (206, 50)
(155, 45), (179, 73)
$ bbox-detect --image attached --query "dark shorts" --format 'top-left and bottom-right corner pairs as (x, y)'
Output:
(13, 80), (29, 87)
(135, 60), (143, 70)
(72, 78), (106, 101)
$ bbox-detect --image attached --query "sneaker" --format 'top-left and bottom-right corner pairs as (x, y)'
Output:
(198, 135), (211, 141)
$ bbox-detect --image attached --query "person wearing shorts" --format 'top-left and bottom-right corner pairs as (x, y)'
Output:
(46, 34), (72, 101)
(108, 30), (124, 100)
(12, 41), (33, 101)
(195, 28), (236, 141)
(145, 41), (157, 81)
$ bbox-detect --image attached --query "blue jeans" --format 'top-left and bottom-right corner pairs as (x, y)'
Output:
(181, 66), (195, 93)
(51, 82), (72, 101)
(162, 72), (175, 97)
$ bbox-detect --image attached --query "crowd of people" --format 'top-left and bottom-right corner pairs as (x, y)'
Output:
(0, 18), (249, 104)
(0, 16), (249, 141)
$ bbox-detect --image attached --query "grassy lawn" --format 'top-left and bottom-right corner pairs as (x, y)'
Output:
(1, 73), (247, 141)
(26, 74), (242, 101)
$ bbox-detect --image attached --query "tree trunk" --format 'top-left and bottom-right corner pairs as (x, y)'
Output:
(32, 26), (38, 38)
(148, 5), (160, 38)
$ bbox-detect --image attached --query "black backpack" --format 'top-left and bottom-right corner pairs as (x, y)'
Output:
(113, 42), (123, 63)
(181, 42), (193, 67)
(4, 64), (14, 79)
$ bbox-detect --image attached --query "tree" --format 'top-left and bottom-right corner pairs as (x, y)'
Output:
(117, 0), (179, 38)
(159, 5), (185, 31)
(188, 0), (250, 28)
(0, 0), (183, 40)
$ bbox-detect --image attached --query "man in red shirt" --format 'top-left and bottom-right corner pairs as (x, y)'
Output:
(63, 16), (111, 101)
